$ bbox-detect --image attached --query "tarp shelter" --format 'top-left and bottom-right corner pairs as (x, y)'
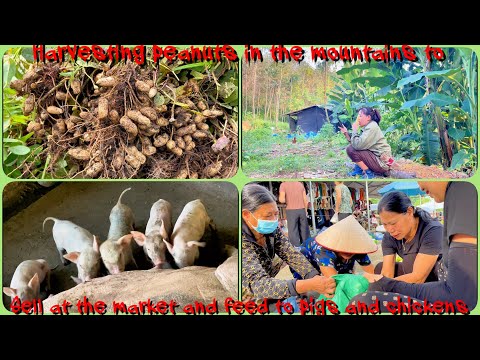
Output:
(378, 181), (426, 197)
(419, 201), (444, 213)
(285, 105), (334, 134)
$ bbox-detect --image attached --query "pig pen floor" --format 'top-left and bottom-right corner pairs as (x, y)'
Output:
(2, 181), (238, 309)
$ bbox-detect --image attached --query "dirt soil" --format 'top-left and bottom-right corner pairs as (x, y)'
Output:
(248, 141), (470, 179)
(2, 181), (238, 309)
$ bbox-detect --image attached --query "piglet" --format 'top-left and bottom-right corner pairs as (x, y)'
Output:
(164, 199), (212, 268)
(43, 217), (94, 265)
(100, 187), (137, 274)
(3, 259), (50, 302)
(63, 236), (101, 283)
(131, 199), (172, 268)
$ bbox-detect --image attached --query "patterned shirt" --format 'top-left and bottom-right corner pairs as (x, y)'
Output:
(334, 184), (353, 214)
(291, 237), (371, 279)
(242, 222), (318, 303)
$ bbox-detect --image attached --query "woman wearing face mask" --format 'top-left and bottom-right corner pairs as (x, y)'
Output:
(242, 183), (336, 309)
(375, 191), (444, 283)
(339, 107), (393, 179)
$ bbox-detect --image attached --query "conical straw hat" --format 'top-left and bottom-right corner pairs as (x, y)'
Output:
(315, 215), (377, 254)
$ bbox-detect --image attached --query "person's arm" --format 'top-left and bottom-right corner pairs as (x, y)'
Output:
(335, 186), (341, 213)
(339, 124), (351, 142)
(394, 253), (439, 283)
(355, 254), (374, 274)
(302, 190), (308, 211)
(296, 276), (336, 297)
(351, 123), (382, 150)
(320, 266), (338, 277)
(242, 240), (299, 300)
(273, 231), (318, 279)
(315, 247), (338, 277)
(452, 233), (477, 245)
(361, 264), (375, 274)
(278, 190), (286, 204)
(381, 254), (396, 278)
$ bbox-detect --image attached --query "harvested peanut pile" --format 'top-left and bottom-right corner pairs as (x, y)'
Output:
(8, 58), (238, 179)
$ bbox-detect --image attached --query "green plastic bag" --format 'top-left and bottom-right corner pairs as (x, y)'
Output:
(317, 274), (369, 313)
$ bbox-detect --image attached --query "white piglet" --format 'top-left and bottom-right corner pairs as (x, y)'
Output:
(43, 217), (93, 265)
(164, 199), (212, 268)
(43, 217), (100, 283)
(63, 236), (101, 283)
(131, 199), (173, 268)
(3, 259), (50, 302)
(100, 187), (137, 274)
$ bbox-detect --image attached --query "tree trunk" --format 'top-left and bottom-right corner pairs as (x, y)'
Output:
(324, 62), (330, 123)
(264, 83), (268, 120)
(243, 64), (249, 113)
(275, 67), (284, 129)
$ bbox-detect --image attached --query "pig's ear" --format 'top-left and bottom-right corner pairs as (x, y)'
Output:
(28, 273), (40, 292)
(131, 231), (146, 246)
(3, 287), (17, 296)
(117, 234), (133, 247)
(159, 220), (169, 241)
(163, 239), (174, 255)
(186, 241), (207, 248)
(64, 252), (80, 263)
(92, 236), (100, 252)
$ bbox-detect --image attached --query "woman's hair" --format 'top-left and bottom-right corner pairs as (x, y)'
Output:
(359, 107), (381, 124)
(242, 183), (276, 212)
(378, 191), (433, 222)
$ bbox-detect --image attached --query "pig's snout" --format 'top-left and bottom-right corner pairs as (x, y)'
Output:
(111, 267), (121, 275)
(84, 276), (92, 282)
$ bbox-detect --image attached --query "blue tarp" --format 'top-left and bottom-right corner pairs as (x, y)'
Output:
(378, 181), (426, 196)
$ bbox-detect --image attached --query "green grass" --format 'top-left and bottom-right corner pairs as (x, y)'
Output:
(242, 122), (351, 178)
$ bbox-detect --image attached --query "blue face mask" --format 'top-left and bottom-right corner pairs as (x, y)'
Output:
(249, 212), (278, 234)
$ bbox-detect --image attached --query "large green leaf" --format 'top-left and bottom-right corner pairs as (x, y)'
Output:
(421, 115), (440, 166)
(449, 150), (470, 170)
(400, 93), (457, 110)
(375, 85), (394, 97)
(351, 76), (395, 88)
(3, 59), (17, 86)
(384, 124), (399, 134)
(3, 138), (23, 144)
(21, 47), (35, 62)
(345, 98), (352, 117)
(448, 128), (466, 141)
(421, 93), (458, 107)
(397, 68), (461, 88)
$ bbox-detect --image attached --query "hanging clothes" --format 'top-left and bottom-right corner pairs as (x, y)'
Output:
(359, 188), (365, 201)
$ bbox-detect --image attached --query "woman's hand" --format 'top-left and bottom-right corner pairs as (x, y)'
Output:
(363, 272), (383, 283)
(311, 275), (336, 298)
(339, 124), (348, 135)
(352, 119), (359, 132)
